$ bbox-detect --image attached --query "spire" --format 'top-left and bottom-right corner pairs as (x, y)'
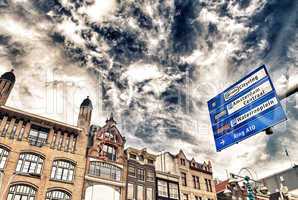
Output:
(1, 69), (16, 82)
(0, 69), (16, 106)
(80, 96), (93, 109)
(106, 112), (116, 124)
(78, 96), (93, 129)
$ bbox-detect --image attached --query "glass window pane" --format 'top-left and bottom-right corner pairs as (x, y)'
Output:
(127, 183), (134, 200)
(51, 160), (75, 182)
(137, 185), (144, 200)
(7, 184), (36, 200)
(146, 188), (153, 200)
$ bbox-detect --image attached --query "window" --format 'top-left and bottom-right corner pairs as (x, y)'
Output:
(7, 184), (36, 200)
(127, 183), (134, 200)
(130, 153), (137, 159)
(148, 159), (154, 164)
(180, 158), (186, 166)
(157, 180), (168, 197)
(195, 196), (202, 200)
(18, 126), (25, 140)
(16, 153), (44, 175)
(0, 147), (9, 169)
(64, 135), (70, 151)
(128, 166), (136, 177)
(89, 161), (121, 181)
(46, 190), (71, 200)
(139, 155), (144, 161)
(137, 185), (144, 200)
(183, 194), (189, 200)
(146, 170), (154, 182)
(137, 168), (145, 181)
(51, 160), (75, 182)
(169, 183), (179, 199)
(103, 144), (116, 161)
(2, 122), (10, 137)
(146, 188), (153, 200)
(9, 124), (18, 139)
(57, 134), (64, 150)
(208, 179), (213, 192)
(28, 125), (49, 147)
(193, 176), (200, 189)
(205, 179), (212, 192)
(181, 172), (187, 186)
(104, 131), (116, 142)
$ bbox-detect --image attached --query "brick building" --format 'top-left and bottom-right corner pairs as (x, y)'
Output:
(83, 116), (127, 200)
(0, 69), (219, 200)
(125, 147), (157, 200)
(156, 171), (180, 200)
(156, 150), (217, 200)
(0, 70), (91, 199)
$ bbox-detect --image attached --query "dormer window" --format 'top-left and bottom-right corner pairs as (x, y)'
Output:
(28, 125), (49, 147)
(180, 158), (186, 166)
(130, 153), (137, 160)
(148, 159), (154, 164)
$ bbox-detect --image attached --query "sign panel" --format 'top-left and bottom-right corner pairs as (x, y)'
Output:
(207, 65), (287, 151)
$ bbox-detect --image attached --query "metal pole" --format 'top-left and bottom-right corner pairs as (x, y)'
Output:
(266, 83), (298, 135)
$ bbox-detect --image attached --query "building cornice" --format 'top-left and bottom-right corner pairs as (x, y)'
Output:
(0, 105), (82, 133)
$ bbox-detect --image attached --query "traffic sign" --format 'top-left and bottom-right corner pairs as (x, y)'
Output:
(207, 65), (287, 151)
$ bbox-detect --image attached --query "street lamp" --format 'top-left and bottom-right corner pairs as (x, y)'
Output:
(259, 185), (269, 194)
(224, 188), (233, 197)
(225, 172), (269, 200)
(228, 176), (239, 187)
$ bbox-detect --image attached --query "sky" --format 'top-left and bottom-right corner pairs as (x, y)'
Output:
(0, 0), (297, 180)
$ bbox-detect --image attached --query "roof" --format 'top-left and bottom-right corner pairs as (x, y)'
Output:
(259, 165), (298, 180)
(215, 180), (228, 193)
(0, 105), (82, 133)
(1, 69), (15, 82)
(80, 96), (93, 108)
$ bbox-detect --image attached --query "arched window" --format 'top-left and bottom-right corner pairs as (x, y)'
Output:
(89, 161), (121, 181)
(46, 190), (71, 200)
(51, 160), (75, 182)
(7, 184), (36, 200)
(16, 153), (44, 175)
(0, 146), (9, 169)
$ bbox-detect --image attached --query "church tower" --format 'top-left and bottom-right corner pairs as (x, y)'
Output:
(0, 69), (15, 106)
(77, 96), (93, 129)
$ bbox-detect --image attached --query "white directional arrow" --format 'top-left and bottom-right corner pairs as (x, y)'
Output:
(220, 139), (225, 145)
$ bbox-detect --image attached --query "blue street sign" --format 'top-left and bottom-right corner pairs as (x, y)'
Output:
(207, 65), (287, 152)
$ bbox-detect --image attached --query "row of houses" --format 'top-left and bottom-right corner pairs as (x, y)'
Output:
(0, 69), (217, 200)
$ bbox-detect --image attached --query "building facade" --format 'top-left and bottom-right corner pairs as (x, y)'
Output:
(83, 116), (127, 200)
(156, 171), (181, 200)
(216, 180), (269, 200)
(0, 69), (219, 200)
(259, 165), (298, 196)
(258, 165), (298, 200)
(125, 147), (157, 200)
(156, 150), (217, 200)
(0, 70), (90, 200)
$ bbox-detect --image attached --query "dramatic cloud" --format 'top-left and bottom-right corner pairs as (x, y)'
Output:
(0, 0), (297, 179)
